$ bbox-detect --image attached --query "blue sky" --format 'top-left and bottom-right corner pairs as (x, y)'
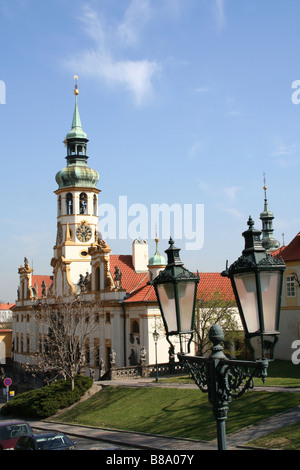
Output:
(1, 0), (300, 302)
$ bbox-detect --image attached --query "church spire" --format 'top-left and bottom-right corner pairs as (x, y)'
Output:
(66, 75), (87, 140)
(260, 173), (280, 253)
(55, 76), (99, 190)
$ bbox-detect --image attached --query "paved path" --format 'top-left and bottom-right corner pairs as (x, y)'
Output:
(29, 420), (221, 450)
(26, 379), (300, 451)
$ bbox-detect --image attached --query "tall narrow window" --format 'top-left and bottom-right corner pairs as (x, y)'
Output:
(85, 340), (90, 364)
(95, 267), (100, 292)
(94, 339), (100, 367)
(93, 194), (97, 215)
(66, 193), (73, 215)
(80, 192), (87, 214)
(58, 196), (61, 216)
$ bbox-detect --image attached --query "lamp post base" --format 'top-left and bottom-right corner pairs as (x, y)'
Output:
(178, 324), (269, 450)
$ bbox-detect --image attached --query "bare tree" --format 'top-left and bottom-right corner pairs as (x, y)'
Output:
(194, 290), (242, 357)
(27, 297), (101, 391)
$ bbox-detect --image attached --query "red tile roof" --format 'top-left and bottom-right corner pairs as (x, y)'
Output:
(274, 232), (300, 263)
(110, 255), (149, 294)
(272, 246), (286, 257)
(31, 257), (234, 305)
(31, 275), (53, 297)
(0, 303), (15, 310)
(110, 255), (234, 304)
(196, 273), (235, 302)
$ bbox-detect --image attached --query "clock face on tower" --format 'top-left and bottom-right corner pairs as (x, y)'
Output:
(76, 221), (92, 242)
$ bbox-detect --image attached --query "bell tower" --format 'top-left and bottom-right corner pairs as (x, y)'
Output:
(260, 173), (280, 253)
(51, 76), (100, 297)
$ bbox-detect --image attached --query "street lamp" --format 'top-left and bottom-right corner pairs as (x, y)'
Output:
(224, 216), (285, 360)
(151, 238), (200, 354)
(153, 329), (159, 382)
(151, 223), (285, 450)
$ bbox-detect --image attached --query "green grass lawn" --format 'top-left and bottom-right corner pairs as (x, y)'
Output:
(52, 360), (300, 447)
(54, 386), (300, 442)
(248, 422), (300, 450)
(258, 359), (300, 387)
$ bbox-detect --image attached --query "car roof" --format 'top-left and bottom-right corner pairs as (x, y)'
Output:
(0, 419), (29, 427)
(30, 432), (66, 438)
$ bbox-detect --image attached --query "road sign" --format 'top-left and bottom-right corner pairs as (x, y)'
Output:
(3, 378), (12, 387)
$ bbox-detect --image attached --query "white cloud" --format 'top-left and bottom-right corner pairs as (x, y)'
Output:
(271, 141), (300, 168)
(195, 86), (210, 94)
(213, 0), (226, 32)
(271, 141), (296, 157)
(117, 0), (151, 46)
(222, 207), (244, 220)
(225, 96), (241, 117)
(63, 2), (160, 105)
(188, 141), (203, 159)
(224, 186), (241, 203)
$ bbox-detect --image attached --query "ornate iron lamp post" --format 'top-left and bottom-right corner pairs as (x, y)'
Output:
(150, 221), (285, 450)
(151, 238), (200, 355)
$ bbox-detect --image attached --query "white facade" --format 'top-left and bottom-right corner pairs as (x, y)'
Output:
(275, 261), (300, 361)
(12, 89), (235, 380)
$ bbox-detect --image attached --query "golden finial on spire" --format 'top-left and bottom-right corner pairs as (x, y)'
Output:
(74, 75), (79, 95)
(263, 171), (267, 191)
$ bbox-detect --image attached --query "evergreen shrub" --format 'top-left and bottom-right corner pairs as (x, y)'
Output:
(0, 375), (92, 419)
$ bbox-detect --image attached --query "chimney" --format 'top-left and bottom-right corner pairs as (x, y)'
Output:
(132, 240), (148, 273)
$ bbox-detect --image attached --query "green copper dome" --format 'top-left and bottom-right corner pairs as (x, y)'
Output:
(56, 164), (99, 189)
(149, 239), (166, 266)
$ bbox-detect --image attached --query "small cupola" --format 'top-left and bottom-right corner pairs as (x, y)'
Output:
(148, 238), (166, 281)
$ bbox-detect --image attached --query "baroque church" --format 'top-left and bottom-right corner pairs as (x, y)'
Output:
(12, 81), (237, 380)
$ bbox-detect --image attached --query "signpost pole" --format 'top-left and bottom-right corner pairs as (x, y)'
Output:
(3, 378), (12, 402)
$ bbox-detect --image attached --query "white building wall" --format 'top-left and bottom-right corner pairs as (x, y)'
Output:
(0, 310), (12, 323)
(275, 263), (300, 361)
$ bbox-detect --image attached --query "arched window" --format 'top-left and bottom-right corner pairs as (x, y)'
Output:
(58, 196), (61, 216)
(66, 193), (73, 215)
(80, 193), (87, 214)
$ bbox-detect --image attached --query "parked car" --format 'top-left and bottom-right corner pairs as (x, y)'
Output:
(15, 432), (77, 450)
(0, 419), (33, 450)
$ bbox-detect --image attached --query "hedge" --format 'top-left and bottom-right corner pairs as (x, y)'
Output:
(0, 375), (93, 419)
